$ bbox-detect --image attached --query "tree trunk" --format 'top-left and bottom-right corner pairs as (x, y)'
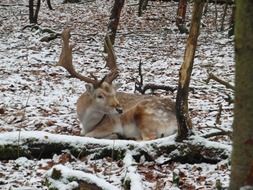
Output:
(34, 0), (41, 24)
(138, 0), (149, 17)
(29, 0), (34, 23)
(106, 0), (125, 46)
(176, 0), (188, 33)
(230, 1), (253, 189)
(46, 0), (53, 10)
(28, 0), (41, 24)
(176, 0), (205, 142)
(228, 5), (235, 37)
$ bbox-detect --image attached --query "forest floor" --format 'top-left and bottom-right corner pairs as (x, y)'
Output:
(0, 0), (234, 189)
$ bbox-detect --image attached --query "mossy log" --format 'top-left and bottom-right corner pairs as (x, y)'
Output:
(0, 131), (231, 164)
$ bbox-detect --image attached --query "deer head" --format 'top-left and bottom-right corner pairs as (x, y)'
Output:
(58, 28), (122, 115)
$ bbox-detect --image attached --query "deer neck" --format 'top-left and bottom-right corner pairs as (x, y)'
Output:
(82, 105), (106, 133)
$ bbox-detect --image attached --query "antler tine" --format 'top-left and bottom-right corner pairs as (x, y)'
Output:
(106, 69), (119, 84)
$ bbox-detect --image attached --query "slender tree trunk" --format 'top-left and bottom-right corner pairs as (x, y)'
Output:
(107, 0), (125, 46)
(176, 0), (188, 33)
(28, 0), (41, 24)
(29, 0), (34, 23)
(220, 0), (228, 31)
(228, 5), (235, 37)
(176, 0), (205, 142)
(46, 0), (53, 10)
(230, 1), (253, 189)
(34, 0), (41, 24)
(138, 0), (148, 17)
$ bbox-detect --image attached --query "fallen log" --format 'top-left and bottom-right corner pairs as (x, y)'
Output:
(0, 131), (231, 164)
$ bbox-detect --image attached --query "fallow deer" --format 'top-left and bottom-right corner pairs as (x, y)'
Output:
(58, 28), (178, 140)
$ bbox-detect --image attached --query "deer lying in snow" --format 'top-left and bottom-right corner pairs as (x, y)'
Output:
(58, 28), (177, 140)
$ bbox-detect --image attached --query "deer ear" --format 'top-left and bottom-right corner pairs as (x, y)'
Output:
(85, 84), (94, 93)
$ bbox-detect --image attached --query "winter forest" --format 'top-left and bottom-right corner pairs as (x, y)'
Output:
(0, 0), (252, 189)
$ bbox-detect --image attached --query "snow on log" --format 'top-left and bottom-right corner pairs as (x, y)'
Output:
(0, 131), (231, 163)
(45, 164), (118, 190)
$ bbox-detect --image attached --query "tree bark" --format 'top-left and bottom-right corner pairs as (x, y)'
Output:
(230, 0), (253, 189)
(176, 0), (188, 33)
(176, 0), (205, 142)
(106, 0), (125, 46)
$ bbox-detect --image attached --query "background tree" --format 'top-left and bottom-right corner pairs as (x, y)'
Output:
(138, 0), (149, 17)
(106, 0), (125, 46)
(230, 0), (253, 189)
(104, 0), (125, 70)
(176, 0), (188, 33)
(29, 0), (41, 24)
(29, 0), (53, 24)
(176, 0), (205, 141)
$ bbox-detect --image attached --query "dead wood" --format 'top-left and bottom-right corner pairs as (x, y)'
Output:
(22, 24), (60, 42)
(40, 33), (61, 42)
(0, 131), (231, 164)
(135, 60), (175, 94)
(206, 73), (235, 90)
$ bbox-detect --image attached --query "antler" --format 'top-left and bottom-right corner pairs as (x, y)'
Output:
(105, 69), (119, 84)
(57, 28), (99, 85)
(57, 28), (118, 87)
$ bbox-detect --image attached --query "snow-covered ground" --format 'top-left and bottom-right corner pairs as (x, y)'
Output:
(0, 0), (234, 189)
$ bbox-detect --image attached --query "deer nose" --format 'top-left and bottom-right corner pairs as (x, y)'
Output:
(116, 107), (123, 114)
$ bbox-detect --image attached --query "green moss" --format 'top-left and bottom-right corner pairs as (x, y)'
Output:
(51, 168), (62, 180)
(0, 145), (28, 160)
(67, 176), (78, 182)
(123, 178), (131, 190)
(43, 178), (58, 190)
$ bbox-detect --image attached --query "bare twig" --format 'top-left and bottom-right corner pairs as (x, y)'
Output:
(220, 0), (228, 31)
(214, 0), (218, 31)
(40, 33), (61, 42)
(109, 140), (115, 181)
(202, 131), (232, 139)
(224, 93), (234, 105)
(215, 104), (222, 125)
(206, 73), (235, 90)
(201, 125), (232, 139)
(135, 60), (175, 94)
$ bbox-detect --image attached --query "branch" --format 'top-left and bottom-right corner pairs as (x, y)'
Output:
(201, 125), (232, 139)
(206, 73), (235, 90)
(202, 131), (232, 139)
(40, 33), (61, 42)
(135, 60), (175, 94)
